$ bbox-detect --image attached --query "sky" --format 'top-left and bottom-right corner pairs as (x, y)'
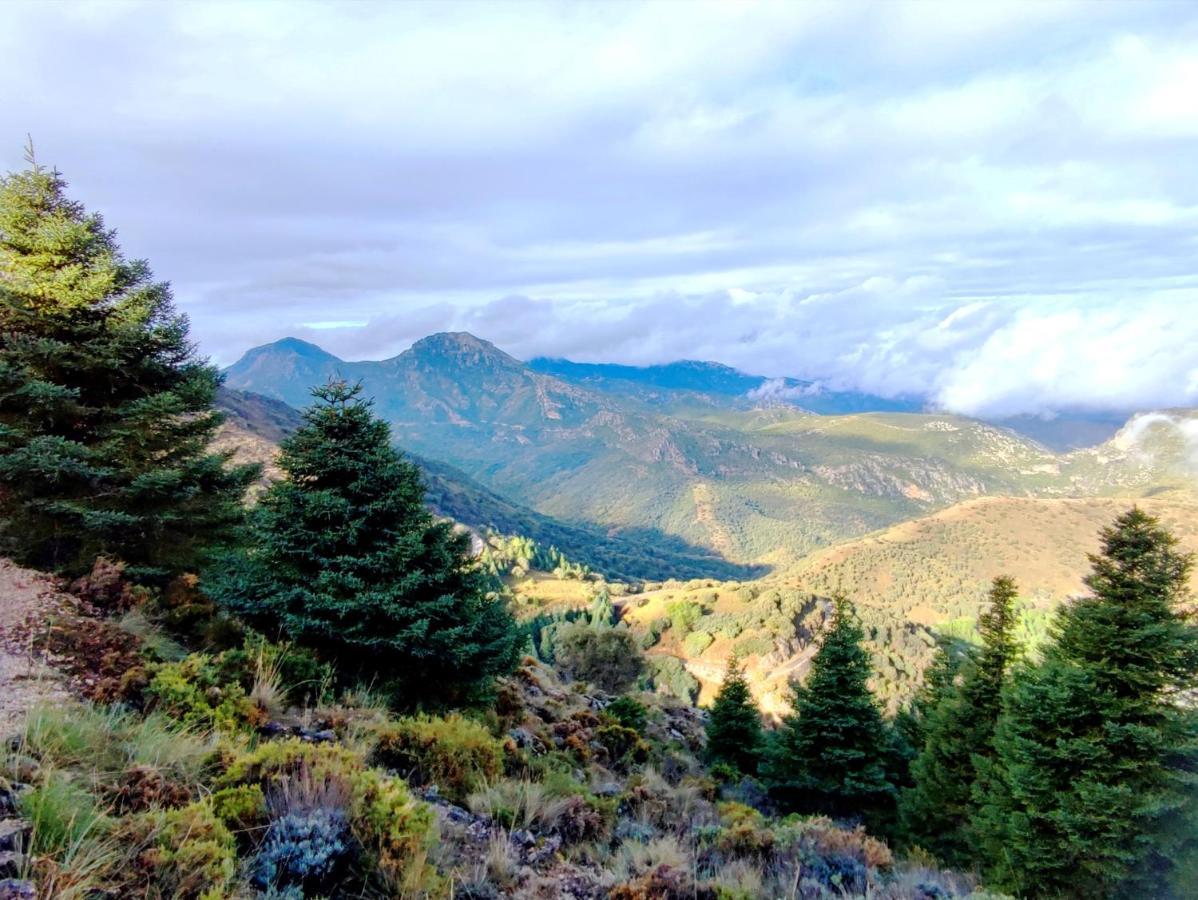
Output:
(3, 0), (1198, 418)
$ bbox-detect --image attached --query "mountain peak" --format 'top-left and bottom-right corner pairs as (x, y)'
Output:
(251, 336), (340, 361)
(406, 332), (521, 368)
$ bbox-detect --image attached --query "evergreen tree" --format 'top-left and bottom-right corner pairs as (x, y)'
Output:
(705, 655), (764, 776)
(891, 636), (969, 788)
(901, 576), (1021, 864)
(764, 595), (894, 824)
(973, 509), (1198, 898)
(0, 146), (256, 579)
(208, 380), (521, 706)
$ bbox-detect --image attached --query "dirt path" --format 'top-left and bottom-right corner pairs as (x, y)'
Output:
(0, 559), (71, 737)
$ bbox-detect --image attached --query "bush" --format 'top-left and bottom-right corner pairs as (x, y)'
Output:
(597, 723), (651, 767)
(372, 714), (504, 804)
(211, 783), (267, 832)
(666, 601), (704, 636)
(252, 806), (352, 893)
(219, 739), (438, 894)
(115, 800), (237, 900)
(605, 696), (649, 734)
(144, 653), (262, 732)
(649, 657), (700, 704)
(683, 631), (715, 656)
(553, 622), (646, 692)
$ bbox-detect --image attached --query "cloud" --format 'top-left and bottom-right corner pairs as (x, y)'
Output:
(1114, 411), (1198, 472)
(2, 0), (1197, 417)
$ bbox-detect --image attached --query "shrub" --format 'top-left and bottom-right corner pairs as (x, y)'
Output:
(597, 724), (651, 767)
(553, 622), (646, 692)
(604, 696), (649, 734)
(372, 714), (504, 804)
(144, 653), (262, 732)
(712, 801), (774, 858)
(666, 601), (704, 636)
(211, 783), (267, 832)
(219, 739), (438, 894)
(116, 800), (237, 900)
(649, 657), (700, 703)
(252, 806), (352, 893)
(683, 631), (715, 656)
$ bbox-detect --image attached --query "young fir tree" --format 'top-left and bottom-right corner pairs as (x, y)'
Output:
(764, 595), (894, 824)
(705, 655), (764, 776)
(208, 380), (522, 707)
(972, 509), (1198, 898)
(890, 636), (970, 791)
(900, 576), (1021, 865)
(0, 147), (256, 579)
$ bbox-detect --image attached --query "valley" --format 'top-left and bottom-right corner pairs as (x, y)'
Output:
(218, 332), (1198, 715)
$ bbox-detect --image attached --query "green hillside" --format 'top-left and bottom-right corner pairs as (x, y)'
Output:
(215, 388), (760, 582)
(226, 333), (1179, 568)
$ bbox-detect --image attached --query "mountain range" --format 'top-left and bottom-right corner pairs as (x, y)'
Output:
(217, 332), (1198, 710)
(223, 332), (1196, 574)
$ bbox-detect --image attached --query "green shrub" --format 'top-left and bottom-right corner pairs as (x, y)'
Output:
(684, 631), (715, 656)
(604, 696), (649, 734)
(210, 783), (268, 832)
(597, 724), (650, 767)
(115, 799), (237, 900)
(666, 601), (704, 636)
(650, 656), (700, 703)
(219, 738), (438, 894)
(553, 622), (646, 692)
(372, 714), (504, 804)
(144, 653), (261, 732)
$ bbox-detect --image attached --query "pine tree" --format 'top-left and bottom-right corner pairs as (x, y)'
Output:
(901, 576), (1021, 864)
(973, 509), (1198, 898)
(705, 655), (764, 776)
(0, 146), (256, 579)
(208, 380), (522, 707)
(764, 595), (894, 824)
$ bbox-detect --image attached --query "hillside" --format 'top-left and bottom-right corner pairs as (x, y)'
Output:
(225, 333), (1171, 568)
(214, 389), (760, 582)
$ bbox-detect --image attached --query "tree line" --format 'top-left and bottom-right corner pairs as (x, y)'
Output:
(703, 514), (1198, 898)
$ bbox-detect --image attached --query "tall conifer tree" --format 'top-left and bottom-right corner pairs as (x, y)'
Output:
(764, 595), (894, 824)
(0, 147), (256, 578)
(208, 381), (522, 707)
(973, 510), (1198, 898)
(901, 576), (1021, 864)
(705, 655), (764, 775)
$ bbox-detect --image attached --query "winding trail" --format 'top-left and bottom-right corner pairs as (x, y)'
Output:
(0, 559), (70, 737)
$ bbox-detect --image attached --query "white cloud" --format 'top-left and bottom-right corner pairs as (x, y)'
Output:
(2, 0), (1197, 417)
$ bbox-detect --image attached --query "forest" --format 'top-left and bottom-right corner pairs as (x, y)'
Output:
(1, 157), (1196, 900)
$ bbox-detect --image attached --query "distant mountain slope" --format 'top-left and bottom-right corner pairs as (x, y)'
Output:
(789, 492), (1198, 625)
(527, 356), (924, 415)
(224, 333), (1194, 567)
(213, 388), (760, 582)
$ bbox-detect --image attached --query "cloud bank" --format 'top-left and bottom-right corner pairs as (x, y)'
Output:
(2, 0), (1197, 416)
